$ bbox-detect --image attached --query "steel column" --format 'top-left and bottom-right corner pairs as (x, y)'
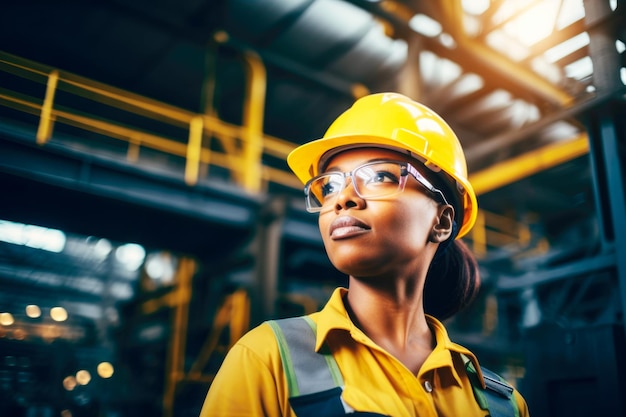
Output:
(584, 103), (626, 331)
(250, 197), (286, 323)
(583, 0), (626, 333)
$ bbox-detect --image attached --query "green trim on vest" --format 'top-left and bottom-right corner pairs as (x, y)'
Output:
(268, 320), (300, 396)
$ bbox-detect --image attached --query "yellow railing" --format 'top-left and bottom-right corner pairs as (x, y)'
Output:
(470, 210), (535, 258)
(0, 50), (301, 192)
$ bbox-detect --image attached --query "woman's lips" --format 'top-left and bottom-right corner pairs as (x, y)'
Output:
(329, 216), (371, 239)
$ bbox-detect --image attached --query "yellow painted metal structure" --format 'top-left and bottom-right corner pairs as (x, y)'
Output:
(36, 69), (59, 145)
(162, 257), (195, 417)
(186, 289), (250, 384)
(135, 257), (250, 417)
(0, 51), (301, 193)
(0, 48), (590, 256)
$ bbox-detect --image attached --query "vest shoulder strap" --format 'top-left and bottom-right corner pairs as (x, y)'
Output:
(268, 317), (352, 416)
(268, 316), (343, 396)
(462, 354), (520, 417)
(270, 316), (518, 417)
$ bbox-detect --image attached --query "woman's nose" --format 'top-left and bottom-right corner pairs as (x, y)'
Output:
(334, 178), (366, 212)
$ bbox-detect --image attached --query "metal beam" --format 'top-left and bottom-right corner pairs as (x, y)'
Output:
(0, 126), (261, 259)
(440, 0), (574, 107)
(497, 252), (616, 291)
(0, 128), (260, 226)
(464, 88), (623, 166)
(469, 133), (589, 195)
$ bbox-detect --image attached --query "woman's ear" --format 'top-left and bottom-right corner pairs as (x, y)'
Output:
(430, 205), (455, 243)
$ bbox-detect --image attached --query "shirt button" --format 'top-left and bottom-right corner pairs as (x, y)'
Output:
(424, 380), (433, 393)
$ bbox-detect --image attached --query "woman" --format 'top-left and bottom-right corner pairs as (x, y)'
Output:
(200, 93), (530, 416)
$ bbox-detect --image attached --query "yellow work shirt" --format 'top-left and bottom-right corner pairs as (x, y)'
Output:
(200, 287), (530, 417)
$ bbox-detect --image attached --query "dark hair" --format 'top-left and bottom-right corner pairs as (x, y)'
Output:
(423, 239), (481, 321)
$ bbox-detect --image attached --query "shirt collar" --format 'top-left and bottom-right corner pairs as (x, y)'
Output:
(313, 287), (485, 388)
(313, 287), (352, 351)
(423, 314), (482, 387)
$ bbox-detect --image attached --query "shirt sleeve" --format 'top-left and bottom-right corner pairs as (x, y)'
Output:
(514, 389), (531, 417)
(199, 324), (289, 417)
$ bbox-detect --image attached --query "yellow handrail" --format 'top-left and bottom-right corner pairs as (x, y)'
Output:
(0, 50), (297, 191)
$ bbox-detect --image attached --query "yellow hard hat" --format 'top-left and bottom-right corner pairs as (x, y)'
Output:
(287, 92), (478, 239)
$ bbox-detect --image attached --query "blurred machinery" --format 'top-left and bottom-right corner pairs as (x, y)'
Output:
(0, 0), (625, 416)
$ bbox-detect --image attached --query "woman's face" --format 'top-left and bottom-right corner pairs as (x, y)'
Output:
(317, 147), (450, 279)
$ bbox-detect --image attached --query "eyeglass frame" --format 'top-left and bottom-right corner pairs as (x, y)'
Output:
(303, 159), (450, 213)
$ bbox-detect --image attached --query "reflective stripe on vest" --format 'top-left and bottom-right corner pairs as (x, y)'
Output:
(269, 317), (517, 417)
(268, 317), (355, 416)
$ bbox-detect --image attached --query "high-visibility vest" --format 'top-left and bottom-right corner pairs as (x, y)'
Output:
(269, 316), (519, 417)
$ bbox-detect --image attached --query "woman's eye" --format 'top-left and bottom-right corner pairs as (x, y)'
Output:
(321, 180), (342, 196)
(369, 171), (398, 184)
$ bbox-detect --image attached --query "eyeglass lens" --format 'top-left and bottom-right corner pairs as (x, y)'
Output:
(306, 162), (406, 210)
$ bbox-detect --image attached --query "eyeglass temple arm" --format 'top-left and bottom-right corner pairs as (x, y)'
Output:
(405, 164), (450, 206)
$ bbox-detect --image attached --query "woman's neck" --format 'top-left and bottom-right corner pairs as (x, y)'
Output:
(344, 280), (435, 374)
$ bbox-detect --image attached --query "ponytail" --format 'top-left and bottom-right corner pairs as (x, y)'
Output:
(423, 239), (481, 321)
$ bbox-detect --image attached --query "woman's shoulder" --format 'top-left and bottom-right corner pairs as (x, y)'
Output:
(234, 320), (280, 353)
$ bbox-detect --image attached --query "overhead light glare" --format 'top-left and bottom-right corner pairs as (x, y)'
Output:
(409, 14), (442, 38)
(565, 56), (593, 80)
(503, 1), (560, 47)
(145, 252), (176, 285)
(544, 32), (590, 63)
(76, 370), (91, 385)
(461, 0), (490, 15)
(63, 376), (77, 391)
(25, 305), (41, 318)
(0, 220), (66, 253)
(0, 312), (14, 326)
(555, 0), (585, 30)
(439, 33), (456, 49)
(50, 306), (68, 322)
(93, 238), (112, 259)
(115, 243), (146, 271)
(97, 362), (114, 378)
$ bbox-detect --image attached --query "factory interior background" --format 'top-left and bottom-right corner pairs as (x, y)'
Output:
(0, 0), (625, 416)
